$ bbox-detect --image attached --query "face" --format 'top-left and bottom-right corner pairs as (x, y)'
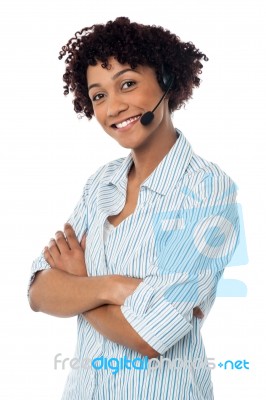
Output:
(86, 57), (172, 150)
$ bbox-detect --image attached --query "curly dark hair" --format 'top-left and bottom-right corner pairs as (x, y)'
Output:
(59, 17), (208, 120)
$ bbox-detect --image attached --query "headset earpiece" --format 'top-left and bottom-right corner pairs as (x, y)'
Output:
(140, 66), (174, 126)
(161, 65), (174, 91)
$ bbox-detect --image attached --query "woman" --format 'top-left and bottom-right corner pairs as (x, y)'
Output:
(28, 17), (239, 399)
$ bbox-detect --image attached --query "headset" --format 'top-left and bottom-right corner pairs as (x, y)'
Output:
(140, 66), (174, 126)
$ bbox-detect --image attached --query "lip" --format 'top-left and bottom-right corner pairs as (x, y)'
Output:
(110, 114), (142, 129)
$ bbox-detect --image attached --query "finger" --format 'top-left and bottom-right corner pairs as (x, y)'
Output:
(54, 230), (70, 253)
(43, 246), (56, 268)
(64, 223), (79, 249)
(81, 233), (87, 252)
(48, 238), (61, 261)
(193, 306), (204, 319)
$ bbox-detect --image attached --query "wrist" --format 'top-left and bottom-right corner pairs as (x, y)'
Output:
(81, 275), (112, 309)
(102, 275), (118, 304)
(105, 275), (143, 305)
(96, 275), (124, 305)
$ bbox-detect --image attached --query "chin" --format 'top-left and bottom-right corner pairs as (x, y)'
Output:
(115, 138), (140, 150)
(109, 130), (144, 149)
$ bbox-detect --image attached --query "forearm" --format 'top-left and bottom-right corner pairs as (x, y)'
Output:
(83, 305), (159, 358)
(29, 224), (143, 318)
(29, 268), (110, 318)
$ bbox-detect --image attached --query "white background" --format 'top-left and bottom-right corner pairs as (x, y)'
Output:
(0, 0), (265, 398)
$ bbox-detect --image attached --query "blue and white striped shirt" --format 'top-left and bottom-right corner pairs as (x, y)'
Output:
(30, 129), (239, 399)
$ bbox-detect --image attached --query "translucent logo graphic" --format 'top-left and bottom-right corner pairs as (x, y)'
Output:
(151, 181), (248, 302)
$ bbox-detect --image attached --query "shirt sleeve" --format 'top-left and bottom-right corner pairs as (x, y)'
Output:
(121, 173), (240, 354)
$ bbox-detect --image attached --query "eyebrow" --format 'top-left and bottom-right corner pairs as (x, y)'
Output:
(87, 68), (140, 92)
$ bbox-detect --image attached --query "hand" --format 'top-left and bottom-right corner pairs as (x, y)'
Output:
(193, 306), (204, 319)
(44, 223), (87, 277)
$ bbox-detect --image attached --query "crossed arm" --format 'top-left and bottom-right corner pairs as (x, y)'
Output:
(29, 224), (203, 358)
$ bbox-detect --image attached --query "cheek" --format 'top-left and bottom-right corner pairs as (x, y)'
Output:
(138, 85), (162, 108)
(93, 105), (105, 124)
(93, 107), (114, 136)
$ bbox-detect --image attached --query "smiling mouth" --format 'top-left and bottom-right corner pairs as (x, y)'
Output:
(111, 115), (141, 129)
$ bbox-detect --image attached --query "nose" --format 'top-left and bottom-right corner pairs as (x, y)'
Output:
(107, 93), (129, 118)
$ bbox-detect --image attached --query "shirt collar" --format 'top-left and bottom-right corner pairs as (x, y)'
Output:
(106, 129), (193, 196)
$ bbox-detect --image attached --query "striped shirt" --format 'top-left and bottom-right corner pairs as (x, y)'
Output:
(30, 129), (239, 399)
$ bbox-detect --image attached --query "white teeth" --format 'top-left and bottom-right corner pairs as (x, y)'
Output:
(115, 115), (140, 129)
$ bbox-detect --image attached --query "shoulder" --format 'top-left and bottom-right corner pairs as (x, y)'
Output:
(184, 151), (237, 187)
(182, 153), (238, 207)
(187, 152), (233, 180)
(83, 156), (126, 192)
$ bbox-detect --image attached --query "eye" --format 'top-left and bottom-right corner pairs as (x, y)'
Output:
(121, 80), (136, 90)
(91, 93), (105, 102)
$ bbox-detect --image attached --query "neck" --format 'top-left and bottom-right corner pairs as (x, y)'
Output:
(129, 124), (178, 185)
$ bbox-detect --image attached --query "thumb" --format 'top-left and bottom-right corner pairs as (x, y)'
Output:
(193, 306), (204, 319)
(81, 233), (87, 251)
